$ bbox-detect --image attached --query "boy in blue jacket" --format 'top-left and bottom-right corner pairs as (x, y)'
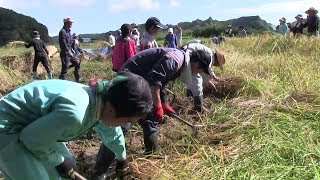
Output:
(0, 71), (152, 180)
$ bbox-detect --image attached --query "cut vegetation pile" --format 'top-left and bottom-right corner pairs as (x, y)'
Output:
(0, 35), (320, 179)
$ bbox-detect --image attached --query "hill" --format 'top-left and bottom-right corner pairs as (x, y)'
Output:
(0, 7), (50, 46)
(50, 15), (274, 43)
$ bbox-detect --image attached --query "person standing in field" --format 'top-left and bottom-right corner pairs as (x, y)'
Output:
(111, 24), (137, 72)
(303, 7), (319, 36)
(164, 28), (178, 48)
(58, 17), (81, 83)
(175, 25), (183, 47)
(0, 71), (153, 180)
(140, 17), (167, 51)
(24, 31), (52, 80)
(239, 26), (247, 37)
(130, 23), (140, 47)
(106, 32), (116, 47)
(291, 14), (304, 36)
(278, 17), (288, 36)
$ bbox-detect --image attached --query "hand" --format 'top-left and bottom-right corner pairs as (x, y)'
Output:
(154, 104), (164, 123)
(162, 104), (176, 115)
(55, 157), (77, 178)
(68, 50), (74, 57)
(116, 159), (130, 178)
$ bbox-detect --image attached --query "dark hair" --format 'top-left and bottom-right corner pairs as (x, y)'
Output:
(102, 71), (153, 118)
(120, 24), (131, 38)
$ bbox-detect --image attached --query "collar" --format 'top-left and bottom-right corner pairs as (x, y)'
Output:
(143, 31), (155, 40)
(63, 26), (71, 32)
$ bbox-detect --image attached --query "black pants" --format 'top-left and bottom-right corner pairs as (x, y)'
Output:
(33, 54), (51, 73)
(59, 54), (80, 82)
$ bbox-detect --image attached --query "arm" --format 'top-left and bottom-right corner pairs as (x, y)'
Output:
(42, 41), (49, 55)
(151, 85), (161, 105)
(94, 122), (126, 160)
(24, 41), (33, 48)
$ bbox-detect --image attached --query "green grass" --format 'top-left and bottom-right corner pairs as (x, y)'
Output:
(1, 35), (320, 179)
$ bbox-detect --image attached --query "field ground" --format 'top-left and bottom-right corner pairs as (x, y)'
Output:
(0, 35), (320, 179)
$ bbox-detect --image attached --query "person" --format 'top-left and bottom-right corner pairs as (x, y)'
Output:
(225, 25), (233, 37)
(291, 14), (305, 36)
(182, 42), (225, 112)
(93, 47), (214, 178)
(106, 32), (116, 47)
(58, 17), (81, 83)
(72, 33), (83, 58)
(140, 17), (167, 51)
(278, 17), (288, 36)
(175, 25), (183, 47)
(24, 31), (52, 80)
(0, 71), (153, 180)
(111, 24), (137, 72)
(130, 23), (140, 47)
(303, 7), (319, 36)
(164, 28), (178, 48)
(239, 26), (247, 37)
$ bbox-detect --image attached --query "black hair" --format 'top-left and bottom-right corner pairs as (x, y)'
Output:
(102, 71), (153, 118)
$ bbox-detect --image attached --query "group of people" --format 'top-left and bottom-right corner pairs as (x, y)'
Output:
(277, 7), (319, 36)
(0, 15), (226, 180)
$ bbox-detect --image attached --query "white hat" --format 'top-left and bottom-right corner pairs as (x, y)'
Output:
(63, 17), (74, 23)
(168, 28), (174, 34)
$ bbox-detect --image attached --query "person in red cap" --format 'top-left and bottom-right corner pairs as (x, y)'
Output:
(140, 17), (167, 51)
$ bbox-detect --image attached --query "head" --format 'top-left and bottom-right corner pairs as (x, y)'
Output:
(213, 51), (226, 70)
(189, 50), (212, 75)
(295, 14), (303, 21)
(305, 7), (318, 17)
(120, 24), (132, 38)
(168, 28), (174, 34)
(145, 17), (167, 36)
(279, 17), (286, 24)
(73, 33), (79, 39)
(227, 25), (232, 29)
(239, 25), (244, 30)
(32, 31), (40, 38)
(94, 71), (152, 127)
(63, 17), (74, 29)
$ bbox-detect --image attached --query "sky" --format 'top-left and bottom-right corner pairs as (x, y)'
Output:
(0, 0), (319, 36)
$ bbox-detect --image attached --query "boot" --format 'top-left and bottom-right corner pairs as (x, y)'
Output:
(93, 143), (116, 178)
(47, 72), (53, 79)
(144, 133), (158, 155)
(193, 95), (203, 112)
(186, 89), (193, 97)
(32, 71), (37, 80)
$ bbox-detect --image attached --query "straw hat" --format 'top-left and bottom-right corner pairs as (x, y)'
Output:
(305, 7), (318, 14)
(63, 17), (74, 23)
(279, 17), (286, 23)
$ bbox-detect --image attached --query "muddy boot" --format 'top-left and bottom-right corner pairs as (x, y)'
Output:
(193, 95), (203, 112)
(32, 71), (37, 80)
(144, 133), (158, 155)
(47, 72), (53, 79)
(92, 143), (116, 179)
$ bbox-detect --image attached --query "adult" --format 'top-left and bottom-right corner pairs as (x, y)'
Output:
(24, 31), (52, 80)
(291, 14), (304, 36)
(58, 17), (81, 83)
(0, 71), (153, 180)
(175, 26), (183, 47)
(225, 25), (233, 37)
(94, 47), (213, 178)
(112, 24), (137, 72)
(239, 26), (247, 37)
(164, 28), (178, 48)
(106, 32), (116, 47)
(140, 17), (167, 51)
(304, 7), (319, 36)
(278, 17), (288, 36)
(130, 23), (140, 47)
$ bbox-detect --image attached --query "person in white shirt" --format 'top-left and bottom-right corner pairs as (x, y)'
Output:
(106, 32), (115, 47)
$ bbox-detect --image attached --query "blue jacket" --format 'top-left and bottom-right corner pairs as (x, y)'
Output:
(0, 80), (126, 166)
(164, 34), (177, 48)
(59, 26), (73, 55)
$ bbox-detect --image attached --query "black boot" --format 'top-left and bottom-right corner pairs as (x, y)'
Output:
(186, 89), (193, 97)
(193, 95), (203, 112)
(93, 143), (116, 178)
(144, 133), (158, 155)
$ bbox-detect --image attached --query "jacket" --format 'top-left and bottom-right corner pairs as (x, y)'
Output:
(59, 26), (73, 55)
(139, 31), (158, 51)
(25, 38), (49, 57)
(112, 37), (137, 71)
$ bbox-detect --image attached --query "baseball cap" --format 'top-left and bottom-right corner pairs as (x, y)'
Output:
(145, 17), (167, 30)
(102, 71), (153, 117)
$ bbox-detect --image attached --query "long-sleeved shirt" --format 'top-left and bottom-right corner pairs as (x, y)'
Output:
(139, 31), (158, 51)
(25, 37), (49, 56)
(0, 80), (126, 167)
(59, 26), (73, 55)
(304, 15), (319, 33)
(107, 35), (116, 47)
(164, 34), (178, 48)
(112, 37), (137, 71)
(278, 24), (288, 36)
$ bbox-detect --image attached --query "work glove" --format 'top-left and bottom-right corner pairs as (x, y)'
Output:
(68, 50), (74, 57)
(116, 159), (130, 178)
(154, 104), (164, 123)
(55, 157), (77, 179)
(162, 104), (176, 115)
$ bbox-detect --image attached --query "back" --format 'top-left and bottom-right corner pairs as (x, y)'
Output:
(112, 38), (137, 71)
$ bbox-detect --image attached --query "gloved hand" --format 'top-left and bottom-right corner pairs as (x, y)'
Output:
(162, 104), (176, 115)
(116, 159), (130, 178)
(55, 157), (77, 178)
(68, 50), (74, 57)
(154, 104), (164, 123)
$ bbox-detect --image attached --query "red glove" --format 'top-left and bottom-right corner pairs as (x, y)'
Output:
(162, 104), (176, 115)
(154, 104), (164, 123)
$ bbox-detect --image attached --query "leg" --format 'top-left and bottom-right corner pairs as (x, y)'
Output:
(59, 55), (71, 80)
(32, 57), (41, 80)
(70, 58), (80, 82)
(139, 111), (158, 154)
(40, 56), (53, 79)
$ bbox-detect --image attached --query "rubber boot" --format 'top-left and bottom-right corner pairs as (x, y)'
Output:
(93, 143), (116, 178)
(47, 72), (53, 79)
(144, 133), (158, 155)
(194, 95), (203, 112)
(186, 89), (193, 97)
(32, 71), (37, 80)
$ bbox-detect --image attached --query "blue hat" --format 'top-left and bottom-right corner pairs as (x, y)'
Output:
(145, 17), (167, 30)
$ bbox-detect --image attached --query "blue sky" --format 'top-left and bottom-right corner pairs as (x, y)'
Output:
(0, 0), (319, 36)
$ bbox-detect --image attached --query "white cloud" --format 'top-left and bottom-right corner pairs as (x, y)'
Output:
(169, 0), (180, 7)
(0, 0), (40, 9)
(223, 0), (320, 15)
(108, 0), (160, 13)
(48, 0), (95, 7)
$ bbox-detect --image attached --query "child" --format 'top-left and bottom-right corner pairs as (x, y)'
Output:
(112, 24), (137, 72)
(0, 71), (152, 180)
(24, 31), (52, 80)
(140, 17), (167, 50)
(164, 28), (178, 48)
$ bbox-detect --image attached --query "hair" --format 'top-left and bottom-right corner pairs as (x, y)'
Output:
(101, 71), (152, 118)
